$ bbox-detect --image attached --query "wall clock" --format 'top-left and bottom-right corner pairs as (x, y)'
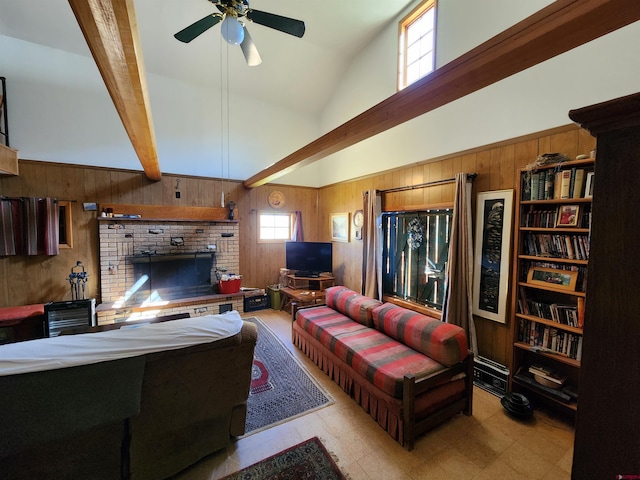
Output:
(353, 209), (364, 240)
(353, 210), (364, 228)
(268, 190), (286, 209)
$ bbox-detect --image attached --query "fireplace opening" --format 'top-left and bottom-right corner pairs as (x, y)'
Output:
(127, 252), (215, 303)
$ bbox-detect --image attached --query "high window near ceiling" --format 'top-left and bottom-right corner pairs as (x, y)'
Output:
(398, 0), (437, 90)
(382, 208), (452, 311)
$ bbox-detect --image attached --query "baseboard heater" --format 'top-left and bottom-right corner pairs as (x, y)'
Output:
(473, 356), (509, 398)
(44, 299), (96, 337)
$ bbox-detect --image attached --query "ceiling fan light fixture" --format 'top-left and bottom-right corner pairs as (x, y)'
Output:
(221, 15), (244, 45)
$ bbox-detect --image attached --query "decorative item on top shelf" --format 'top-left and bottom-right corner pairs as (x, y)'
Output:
(521, 154), (594, 202)
(472, 189), (514, 324)
(522, 153), (569, 201)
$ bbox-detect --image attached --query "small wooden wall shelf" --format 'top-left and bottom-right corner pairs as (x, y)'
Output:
(98, 203), (236, 222)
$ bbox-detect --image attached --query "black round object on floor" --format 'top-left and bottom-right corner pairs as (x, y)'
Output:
(501, 393), (533, 419)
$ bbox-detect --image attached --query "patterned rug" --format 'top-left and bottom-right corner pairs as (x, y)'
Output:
(244, 317), (333, 435)
(220, 437), (346, 480)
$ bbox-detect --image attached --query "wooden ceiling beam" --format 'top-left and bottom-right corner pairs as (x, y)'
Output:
(68, 0), (161, 181)
(244, 0), (640, 188)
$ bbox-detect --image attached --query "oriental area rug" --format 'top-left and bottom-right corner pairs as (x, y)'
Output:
(220, 437), (346, 480)
(244, 317), (333, 435)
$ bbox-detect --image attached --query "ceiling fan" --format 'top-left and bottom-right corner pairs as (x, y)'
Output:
(174, 0), (306, 66)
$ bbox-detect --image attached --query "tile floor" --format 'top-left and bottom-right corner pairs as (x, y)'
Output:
(175, 310), (575, 480)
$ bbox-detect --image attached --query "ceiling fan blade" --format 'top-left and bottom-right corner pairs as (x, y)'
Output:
(174, 14), (222, 43)
(246, 10), (305, 38)
(240, 27), (262, 66)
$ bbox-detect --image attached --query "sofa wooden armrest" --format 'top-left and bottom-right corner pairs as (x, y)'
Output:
(403, 351), (474, 451)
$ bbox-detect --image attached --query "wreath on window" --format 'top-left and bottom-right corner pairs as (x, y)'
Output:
(407, 217), (424, 250)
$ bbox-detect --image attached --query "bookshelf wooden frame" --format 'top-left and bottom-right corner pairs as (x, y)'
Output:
(509, 157), (594, 415)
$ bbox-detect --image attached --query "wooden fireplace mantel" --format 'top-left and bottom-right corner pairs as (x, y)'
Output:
(97, 203), (237, 222)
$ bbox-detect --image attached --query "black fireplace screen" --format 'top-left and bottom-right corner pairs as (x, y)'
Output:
(127, 253), (214, 302)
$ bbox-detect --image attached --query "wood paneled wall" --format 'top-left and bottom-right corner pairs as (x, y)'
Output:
(317, 124), (595, 366)
(0, 123), (594, 367)
(0, 163), (318, 309)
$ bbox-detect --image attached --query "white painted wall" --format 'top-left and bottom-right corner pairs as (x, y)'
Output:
(0, 35), (320, 180)
(279, 1), (640, 187)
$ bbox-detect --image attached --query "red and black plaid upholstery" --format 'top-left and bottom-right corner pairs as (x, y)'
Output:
(325, 286), (382, 327)
(371, 303), (468, 367)
(296, 306), (448, 398)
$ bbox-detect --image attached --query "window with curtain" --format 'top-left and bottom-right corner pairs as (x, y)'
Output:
(382, 208), (452, 309)
(398, 0), (437, 90)
(258, 211), (292, 243)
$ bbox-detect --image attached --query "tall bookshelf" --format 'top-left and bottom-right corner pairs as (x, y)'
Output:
(509, 157), (595, 414)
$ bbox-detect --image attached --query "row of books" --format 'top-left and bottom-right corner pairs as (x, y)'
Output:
(518, 318), (583, 360)
(518, 295), (584, 328)
(520, 208), (591, 229)
(522, 233), (590, 260)
(521, 260), (588, 292)
(523, 167), (594, 201)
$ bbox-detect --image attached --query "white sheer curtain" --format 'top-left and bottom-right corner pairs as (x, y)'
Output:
(443, 173), (478, 354)
(362, 190), (382, 299)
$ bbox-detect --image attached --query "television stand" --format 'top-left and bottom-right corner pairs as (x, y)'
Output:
(293, 271), (318, 278)
(286, 274), (334, 291)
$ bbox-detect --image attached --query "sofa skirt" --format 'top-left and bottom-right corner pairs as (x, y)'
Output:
(293, 324), (466, 446)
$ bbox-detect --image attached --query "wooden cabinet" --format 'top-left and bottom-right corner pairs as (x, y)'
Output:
(509, 157), (595, 414)
(568, 92), (640, 479)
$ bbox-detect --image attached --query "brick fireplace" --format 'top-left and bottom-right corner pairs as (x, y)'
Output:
(97, 219), (242, 324)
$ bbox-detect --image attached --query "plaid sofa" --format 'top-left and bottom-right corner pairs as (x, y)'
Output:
(292, 286), (473, 450)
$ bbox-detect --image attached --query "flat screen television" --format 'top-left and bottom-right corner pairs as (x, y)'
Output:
(285, 241), (333, 277)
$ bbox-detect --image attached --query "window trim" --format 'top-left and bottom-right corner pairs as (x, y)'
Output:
(398, 0), (437, 91)
(257, 210), (293, 244)
(58, 200), (73, 249)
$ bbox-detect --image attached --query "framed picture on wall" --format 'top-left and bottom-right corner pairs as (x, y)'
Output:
(472, 189), (514, 324)
(331, 213), (350, 242)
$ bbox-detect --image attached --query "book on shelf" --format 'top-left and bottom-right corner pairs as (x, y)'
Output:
(544, 170), (554, 200)
(519, 319), (583, 360)
(560, 170), (572, 199)
(584, 171), (595, 198)
(553, 171), (563, 199)
(568, 168), (577, 198)
(572, 168), (585, 198)
(577, 297), (585, 328)
(531, 173), (540, 201)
